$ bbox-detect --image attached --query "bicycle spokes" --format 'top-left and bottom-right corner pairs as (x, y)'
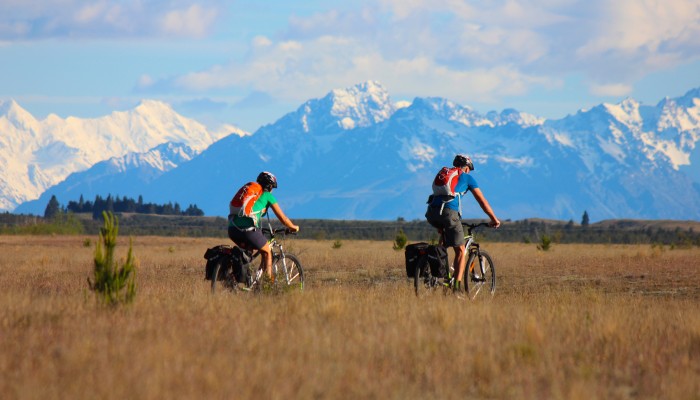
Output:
(284, 260), (301, 283)
(467, 250), (495, 300)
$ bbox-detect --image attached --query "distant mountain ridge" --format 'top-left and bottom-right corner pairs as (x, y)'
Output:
(1, 100), (247, 211)
(15, 142), (199, 213)
(8, 81), (700, 221)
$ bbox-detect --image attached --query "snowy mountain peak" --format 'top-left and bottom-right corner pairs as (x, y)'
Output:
(325, 81), (395, 129)
(112, 142), (197, 172)
(486, 108), (545, 127)
(619, 97), (640, 111)
(602, 99), (642, 126)
(0, 99), (37, 124)
(676, 87), (700, 107)
(291, 81), (396, 132)
(411, 97), (491, 127)
(0, 99), (17, 115)
(0, 99), (245, 212)
(133, 99), (178, 116)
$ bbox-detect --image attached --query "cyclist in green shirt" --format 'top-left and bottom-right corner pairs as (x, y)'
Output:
(228, 172), (299, 280)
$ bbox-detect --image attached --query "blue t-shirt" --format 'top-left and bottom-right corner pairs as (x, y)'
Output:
(430, 173), (479, 211)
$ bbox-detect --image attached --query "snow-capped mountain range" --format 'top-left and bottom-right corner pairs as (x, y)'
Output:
(7, 81), (700, 221)
(0, 100), (246, 211)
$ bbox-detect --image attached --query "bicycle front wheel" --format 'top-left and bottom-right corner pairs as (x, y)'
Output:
(464, 249), (496, 299)
(272, 253), (304, 291)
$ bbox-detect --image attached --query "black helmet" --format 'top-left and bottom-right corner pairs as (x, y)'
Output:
(256, 171), (278, 191)
(453, 154), (475, 170)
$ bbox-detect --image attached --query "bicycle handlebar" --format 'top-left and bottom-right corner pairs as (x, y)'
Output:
(461, 221), (492, 234)
(261, 227), (298, 237)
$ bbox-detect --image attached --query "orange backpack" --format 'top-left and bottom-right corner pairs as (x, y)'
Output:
(229, 182), (264, 218)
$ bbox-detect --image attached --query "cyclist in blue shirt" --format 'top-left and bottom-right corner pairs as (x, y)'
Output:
(426, 154), (500, 293)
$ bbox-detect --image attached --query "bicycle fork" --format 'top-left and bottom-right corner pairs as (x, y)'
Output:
(469, 244), (487, 280)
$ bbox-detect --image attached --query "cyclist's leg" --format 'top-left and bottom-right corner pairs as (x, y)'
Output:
(438, 209), (466, 286)
(452, 244), (467, 283)
(259, 242), (273, 279)
(228, 226), (270, 277)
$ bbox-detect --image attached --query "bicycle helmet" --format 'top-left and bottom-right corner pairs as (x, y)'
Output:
(453, 154), (475, 170)
(256, 171), (278, 191)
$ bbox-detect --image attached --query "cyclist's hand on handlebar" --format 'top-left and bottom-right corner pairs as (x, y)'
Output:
(287, 224), (300, 234)
(489, 218), (501, 228)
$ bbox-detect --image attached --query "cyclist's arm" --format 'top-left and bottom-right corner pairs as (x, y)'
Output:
(470, 188), (500, 228)
(269, 203), (300, 232)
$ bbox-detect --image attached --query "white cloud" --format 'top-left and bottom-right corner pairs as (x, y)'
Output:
(578, 0), (700, 56)
(252, 35), (272, 48)
(0, 0), (224, 40)
(159, 4), (219, 38)
(590, 83), (633, 97)
(137, 74), (154, 89)
(140, 0), (698, 109)
(169, 34), (556, 106)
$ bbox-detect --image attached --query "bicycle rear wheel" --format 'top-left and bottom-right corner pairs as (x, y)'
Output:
(211, 256), (234, 294)
(272, 253), (304, 291)
(414, 255), (433, 297)
(464, 249), (496, 300)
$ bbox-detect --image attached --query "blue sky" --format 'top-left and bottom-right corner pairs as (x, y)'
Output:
(1, 0), (699, 132)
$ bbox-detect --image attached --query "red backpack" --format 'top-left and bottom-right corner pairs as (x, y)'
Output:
(432, 167), (463, 198)
(229, 182), (264, 218)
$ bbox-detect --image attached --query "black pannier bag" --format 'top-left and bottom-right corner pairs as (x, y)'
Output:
(203, 245), (253, 283)
(203, 245), (233, 280)
(405, 242), (449, 278)
(230, 246), (252, 284)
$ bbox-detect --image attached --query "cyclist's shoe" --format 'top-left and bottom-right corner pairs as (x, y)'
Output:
(452, 280), (466, 300)
(442, 275), (453, 288)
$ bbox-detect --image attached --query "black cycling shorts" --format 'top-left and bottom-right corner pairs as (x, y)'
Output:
(425, 206), (465, 247)
(227, 226), (267, 250)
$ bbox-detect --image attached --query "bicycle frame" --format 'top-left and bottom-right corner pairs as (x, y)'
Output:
(243, 227), (293, 288)
(463, 223), (488, 278)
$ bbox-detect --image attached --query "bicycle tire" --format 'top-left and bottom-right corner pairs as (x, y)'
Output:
(211, 256), (234, 294)
(414, 254), (431, 297)
(211, 257), (224, 294)
(464, 249), (496, 299)
(272, 253), (304, 291)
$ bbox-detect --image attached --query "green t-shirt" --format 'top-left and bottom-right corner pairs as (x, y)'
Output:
(229, 191), (277, 228)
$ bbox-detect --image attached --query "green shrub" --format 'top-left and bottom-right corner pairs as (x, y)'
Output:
(537, 235), (552, 251)
(88, 211), (136, 305)
(392, 229), (408, 250)
(332, 239), (342, 249)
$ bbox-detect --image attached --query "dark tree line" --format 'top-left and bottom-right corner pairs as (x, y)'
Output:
(45, 194), (204, 219)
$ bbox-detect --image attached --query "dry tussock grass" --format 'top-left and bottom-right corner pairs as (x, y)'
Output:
(1, 235), (699, 399)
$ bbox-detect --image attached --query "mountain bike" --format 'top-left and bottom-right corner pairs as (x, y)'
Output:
(204, 226), (304, 293)
(414, 222), (496, 300)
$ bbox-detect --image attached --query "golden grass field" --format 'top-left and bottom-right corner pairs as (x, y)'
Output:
(1, 234), (699, 399)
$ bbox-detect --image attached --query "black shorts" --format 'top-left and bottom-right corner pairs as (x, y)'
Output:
(228, 226), (267, 250)
(425, 206), (465, 247)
